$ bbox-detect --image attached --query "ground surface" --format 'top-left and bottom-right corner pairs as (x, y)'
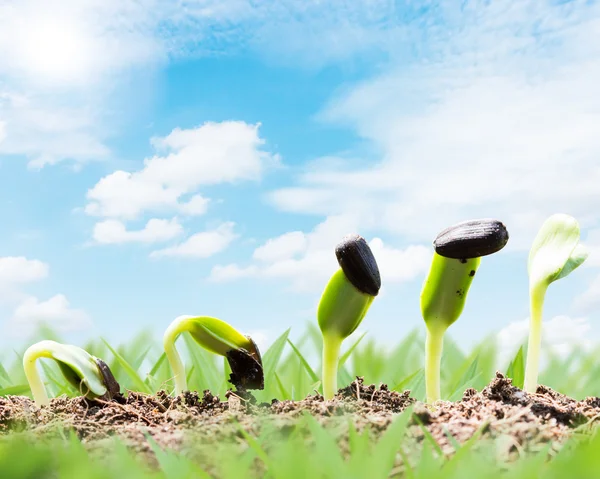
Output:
(1, 373), (598, 474)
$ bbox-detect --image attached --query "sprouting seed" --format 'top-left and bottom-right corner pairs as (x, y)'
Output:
(318, 234), (381, 399)
(421, 219), (509, 404)
(523, 213), (588, 393)
(434, 219), (509, 259)
(163, 315), (264, 395)
(23, 340), (120, 407)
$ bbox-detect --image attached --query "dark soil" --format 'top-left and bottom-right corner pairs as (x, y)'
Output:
(1, 373), (599, 470)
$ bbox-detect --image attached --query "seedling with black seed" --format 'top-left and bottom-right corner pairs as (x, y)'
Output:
(317, 234), (381, 399)
(421, 219), (509, 403)
(23, 340), (120, 407)
(163, 315), (264, 395)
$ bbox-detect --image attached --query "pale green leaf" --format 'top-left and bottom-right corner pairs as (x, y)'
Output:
(556, 243), (589, 280)
(528, 213), (584, 286)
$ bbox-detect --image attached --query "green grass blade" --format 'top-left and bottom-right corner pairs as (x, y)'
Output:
(506, 346), (525, 389)
(338, 331), (367, 368)
(0, 384), (31, 396)
(392, 368), (422, 392)
(274, 372), (291, 400)
(102, 339), (152, 394)
(286, 338), (318, 383)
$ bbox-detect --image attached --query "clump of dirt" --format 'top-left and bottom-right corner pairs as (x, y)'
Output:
(1, 373), (599, 469)
(409, 372), (600, 461)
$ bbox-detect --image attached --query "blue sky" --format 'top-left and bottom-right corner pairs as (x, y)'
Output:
(1, 0), (600, 361)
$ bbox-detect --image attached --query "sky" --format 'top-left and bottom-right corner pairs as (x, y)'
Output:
(1, 0), (600, 362)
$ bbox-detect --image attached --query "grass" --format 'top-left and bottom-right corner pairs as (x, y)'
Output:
(0, 323), (599, 478)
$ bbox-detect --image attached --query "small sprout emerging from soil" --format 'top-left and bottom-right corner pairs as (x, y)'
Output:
(23, 340), (120, 407)
(163, 315), (264, 395)
(318, 234), (381, 399)
(524, 213), (588, 393)
(421, 219), (509, 404)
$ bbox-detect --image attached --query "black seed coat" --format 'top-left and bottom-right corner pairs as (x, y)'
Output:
(434, 219), (509, 259)
(95, 358), (121, 400)
(227, 336), (264, 391)
(335, 234), (381, 296)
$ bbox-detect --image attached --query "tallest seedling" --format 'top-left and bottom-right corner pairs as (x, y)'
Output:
(523, 214), (588, 393)
(420, 219), (509, 404)
(318, 234), (381, 399)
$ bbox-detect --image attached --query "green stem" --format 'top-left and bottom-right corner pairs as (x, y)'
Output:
(524, 283), (548, 393)
(322, 334), (343, 400)
(163, 317), (190, 395)
(22, 344), (51, 407)
(425, 324), (445, 404)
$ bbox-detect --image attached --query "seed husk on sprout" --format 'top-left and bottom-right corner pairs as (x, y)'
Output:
(318, 234), (381, 400)
(523, 213), (588, 393)
(421, 219), (509, 404)
(163, 315), (264, 395)
(23, 340), (120, 407)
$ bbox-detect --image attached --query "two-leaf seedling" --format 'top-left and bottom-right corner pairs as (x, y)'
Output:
(524, 213), (588, 392)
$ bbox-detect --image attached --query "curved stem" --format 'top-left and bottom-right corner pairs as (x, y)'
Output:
(163, 317), (191, 395)
(425, 324), (445, 404)
(23, 344), (52, 407)
(524, 283), (548, 393)
(322, 334), (343, 400)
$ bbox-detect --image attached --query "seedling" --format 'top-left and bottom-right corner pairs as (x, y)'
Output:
(421, 219), (509, 403)
(318, 234), (381, 399)
(163, 315), (264, 395)
(523, 213), (588, 393)
(23, 340), (120, 407)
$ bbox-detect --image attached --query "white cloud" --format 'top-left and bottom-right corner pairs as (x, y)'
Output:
(369, 239), (430, 283)
(0, 256), (49, 284)
(573, 274), (600, 314)
(253, 231), (308, 262)
(211, 215), (430, 291)
(92, 218), (184, 244)
(11, 294), (92, 334)
(210, 263), (259, 282)
(151, 222), (237, 259)
(267, 1), (600, 249)
(0, 255), (91, 334)
(85, 122), (276, 220)
(0, 256), (48, 304)
(497, 315), (593, 368)
(582, 229), (600, 268)
(0, 89), (112, 169)
(178, 194), (210, 216)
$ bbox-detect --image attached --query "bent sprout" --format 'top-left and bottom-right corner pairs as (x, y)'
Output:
(23, 340), (120, 407)
(523, 214), (588, 393)
(421, 219), (509, 404)
(163, 315), (264, 395)
(318, 234), (381, 399)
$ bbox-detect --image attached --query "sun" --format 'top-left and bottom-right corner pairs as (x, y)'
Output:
(18, 15), (92, 85)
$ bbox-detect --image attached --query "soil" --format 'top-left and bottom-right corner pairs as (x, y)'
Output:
(1, 373), (599, 473)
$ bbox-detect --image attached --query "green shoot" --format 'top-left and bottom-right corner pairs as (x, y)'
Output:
(318, 234), (381, 399)
(421, 219), (509, 403)
(23, 340), (120, 407)
(523, 213), (588, 393)
(163, 315), (264, 395)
